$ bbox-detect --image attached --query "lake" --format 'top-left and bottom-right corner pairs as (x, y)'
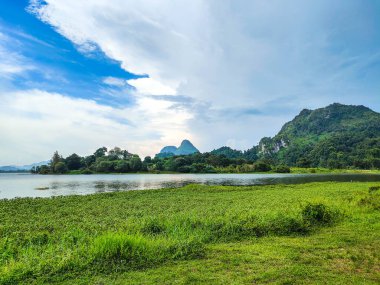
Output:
(1, 173), (380, 199)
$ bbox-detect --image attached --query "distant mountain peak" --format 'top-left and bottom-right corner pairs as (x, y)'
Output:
(156, 139), (199, 158)
(0, 160), (49, 172)
(179, 139), (195, 148)
(160, 146), (177, 154)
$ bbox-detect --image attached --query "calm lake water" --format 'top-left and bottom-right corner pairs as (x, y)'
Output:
(1, 173), (380, 199)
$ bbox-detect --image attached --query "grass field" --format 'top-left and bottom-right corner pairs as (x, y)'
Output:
(289, 168), (380, 174)
(0, 182), (379, 284)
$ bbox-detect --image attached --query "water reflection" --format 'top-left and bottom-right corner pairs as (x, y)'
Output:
(0, 173), (379, 199)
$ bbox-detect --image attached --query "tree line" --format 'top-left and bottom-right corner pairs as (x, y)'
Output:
(31, 147), (290, 174)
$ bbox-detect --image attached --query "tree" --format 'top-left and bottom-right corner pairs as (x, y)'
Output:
(155, 160), (164, 171)
(83, 155), (96, 167)
(96, 161), (113, 172)
(65, 153), (83, 170)
(144, 156), (152, 164)
(115, 160), (130, 172)
(54, 162), (67, 174)
(38, 165), (50, 174)
(108, 147), (123, 160)
(253, 161), (272, 172)
(130, 155), (142, 171)
(50, 151), (62, 173)
(94, 147), (107, 158)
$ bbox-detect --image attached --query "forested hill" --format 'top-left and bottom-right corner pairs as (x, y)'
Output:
(32, 103), (380, 174)
(258, 103), (380, 168)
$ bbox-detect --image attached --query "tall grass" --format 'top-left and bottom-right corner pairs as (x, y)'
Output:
(0, 182), (378, 284)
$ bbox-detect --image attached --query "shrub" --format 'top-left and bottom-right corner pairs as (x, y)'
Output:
(253, 162), (272, 172)
(358, 187), (380, 210)
(369, 186), (380, 193)
(301, 203), (339, 226)
(80, 168), (93, 174)
(275, 165), (291, 173)
(269, 215), (309, 235)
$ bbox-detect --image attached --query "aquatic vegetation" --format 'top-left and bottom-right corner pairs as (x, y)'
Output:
(0, 182), (379, 284)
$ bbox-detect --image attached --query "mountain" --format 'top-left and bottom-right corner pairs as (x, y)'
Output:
(176, 140), (199, 155)
(210, 146), (243, 159)
(258, 103), (380, 168)
(0, 161), (49, 172)
(156, 140), (199, 158)
(0, 166), (21, 172)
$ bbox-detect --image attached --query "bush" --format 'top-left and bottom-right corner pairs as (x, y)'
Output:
(253, 162), (272, 172)
(369, 186), (380, 193)
(358, 187), (380, 210)
(301, 203), (339, 226)
(80, 168), (93, 174)
(275, 165), (290, 173)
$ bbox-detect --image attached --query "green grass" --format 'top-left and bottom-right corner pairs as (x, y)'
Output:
(0, 182), (379, 284)
(290, 167), (380, 174)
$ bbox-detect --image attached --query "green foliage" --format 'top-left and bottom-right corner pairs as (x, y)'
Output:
(253, 161), (272, 172)
(80, 168), (93, 174)
(95, 160), (114, 172)
(129, 156), (142, 171)
(258, 103), (380, 169)
(114, 160), (130, 173)
(49, 151), (65, 173)
(1, 182), (380, 284)
(358, 186), (380, 210)
(91, 233), (203, 267)
(32, 104), (380, 175)
(301, 202), (340, 226)
(35, 147), (144, 174)
(53, 162), (67, 174)
(274, 165), (291, 173)
(210, 146), (243, 159)
(65, 153), (83, 170)
(94, 147), (107, 158)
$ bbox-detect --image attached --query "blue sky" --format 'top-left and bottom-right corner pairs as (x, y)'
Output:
(1, 0), (380, 165)
(0, 0), (144, 106)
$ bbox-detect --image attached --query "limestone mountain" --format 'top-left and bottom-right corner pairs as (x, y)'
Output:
(156, 140), (199, 158)
(258, 103), (380, 168)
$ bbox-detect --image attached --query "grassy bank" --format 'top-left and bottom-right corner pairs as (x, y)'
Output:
(290, 167), (380, 174)
(0, 182), (379, 284)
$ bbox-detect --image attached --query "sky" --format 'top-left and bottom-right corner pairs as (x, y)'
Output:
(1, 0), (380, 165)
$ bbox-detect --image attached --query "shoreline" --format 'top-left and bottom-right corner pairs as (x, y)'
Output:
(3, 168), (380, 175)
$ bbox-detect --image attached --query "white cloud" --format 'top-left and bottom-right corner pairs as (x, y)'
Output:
(103, 76), (127, 87)
(0, 89), (193, 165)
(127, 77), (177, 95)
(0, 34), (35, 78)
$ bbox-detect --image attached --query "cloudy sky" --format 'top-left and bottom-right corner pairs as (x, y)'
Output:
(1, 0), (380, 165)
